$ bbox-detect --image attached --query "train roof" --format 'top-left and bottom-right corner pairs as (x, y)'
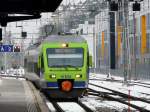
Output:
(27, 35), (87, 50)
(42, 35), (87, 43)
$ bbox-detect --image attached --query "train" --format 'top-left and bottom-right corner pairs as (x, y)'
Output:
(24, 35), (91, 98)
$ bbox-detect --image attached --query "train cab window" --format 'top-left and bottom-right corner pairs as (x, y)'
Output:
(47, 48), (84, 67)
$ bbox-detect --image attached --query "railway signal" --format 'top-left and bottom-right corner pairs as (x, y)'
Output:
(133, 1), (141, 11)
(14, 46), (20, 52)
(21, 32), (27, 38)
(110, 1), (118, 11)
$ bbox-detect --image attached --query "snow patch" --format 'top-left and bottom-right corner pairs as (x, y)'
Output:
(46, 102), (56, 112)
(58, 102), (86, 112)
(89, 73), (150, 111)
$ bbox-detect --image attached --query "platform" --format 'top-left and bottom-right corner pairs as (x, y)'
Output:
(0, 77), (49, 112)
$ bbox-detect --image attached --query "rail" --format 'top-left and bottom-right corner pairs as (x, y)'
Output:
(88, 83), (150, 112)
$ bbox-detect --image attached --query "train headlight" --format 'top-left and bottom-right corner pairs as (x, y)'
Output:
(50, 74), (56, 78)
(62, 43), (68, 47)
(76, 74), (82, 78)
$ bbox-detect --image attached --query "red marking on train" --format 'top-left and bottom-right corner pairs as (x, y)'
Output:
(61, 81), (72, 92)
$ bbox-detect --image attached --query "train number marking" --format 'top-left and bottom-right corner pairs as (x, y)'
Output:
(61, 75), (71, 79)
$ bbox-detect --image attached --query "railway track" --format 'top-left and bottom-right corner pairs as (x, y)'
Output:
(50, 100), (65, 112)
(134, 82), (150, 86)
(76, 99), (93, 112)
(90, 78), (150, 88)
(90, 78), (150, 98)
(90, 78), (150, 94)
(133, 82), (150, 88)
(89, 83), (150, 103)
(88, 83), (150, 112)
(31, 81), (93, 112)
(44, 91), (93, 112)
(49, 99), (93, 112)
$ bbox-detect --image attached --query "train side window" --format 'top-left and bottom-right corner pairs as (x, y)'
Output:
(41, 54), (44, 73)
(87, 52), (89, 67)
(24, 59), (27, 68)
(41, 55), (44, 69)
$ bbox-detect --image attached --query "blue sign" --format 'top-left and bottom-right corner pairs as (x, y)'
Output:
(0, 45), (14, 52)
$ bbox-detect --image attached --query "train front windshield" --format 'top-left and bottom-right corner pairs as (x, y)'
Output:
(47, 48), (84, 67)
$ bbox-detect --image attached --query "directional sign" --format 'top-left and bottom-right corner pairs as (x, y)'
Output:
(0, 45), (13, 52)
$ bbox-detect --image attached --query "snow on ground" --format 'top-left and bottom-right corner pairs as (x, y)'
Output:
(130, 101), (150, 110)
(90, 73), (124, 81)
(0, 76), (25, 81)
(58, 102), (86, 112)
(89, 79), (150, 99)
(46, 102), (87, 112)
(89, 73), (150, 111)
(89, 83), (112, 93)
(90, 73), (150, 98)
(141, 81), (150, 85)
(81, 96), (132, 112)
(46, 102), (56, 112)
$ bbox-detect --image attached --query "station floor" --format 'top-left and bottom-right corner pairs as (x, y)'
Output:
(0, 77), (48, 112)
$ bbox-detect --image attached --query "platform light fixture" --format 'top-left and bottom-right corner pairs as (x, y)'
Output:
(133, 1), (141, 11)
(107, 0), (118, 11)
(14, 46), (20, 52)
(110, 1), (118, 11)
(21, 32), (27, 38)
(129, 0), (143, 11)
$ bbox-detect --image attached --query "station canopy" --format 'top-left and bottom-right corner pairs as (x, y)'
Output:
(0, 0), (63, 13)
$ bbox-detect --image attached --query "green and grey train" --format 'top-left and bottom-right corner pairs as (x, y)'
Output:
(25, 35), (90, 98)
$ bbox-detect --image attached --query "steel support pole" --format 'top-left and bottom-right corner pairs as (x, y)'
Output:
(133, 13), (137, 80)
(122, 0), (131, 82)
(109, 6), (116, 70)
(93, 26), (96, 73)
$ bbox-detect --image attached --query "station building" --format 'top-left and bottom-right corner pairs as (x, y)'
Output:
(94, 0), (150, 79)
